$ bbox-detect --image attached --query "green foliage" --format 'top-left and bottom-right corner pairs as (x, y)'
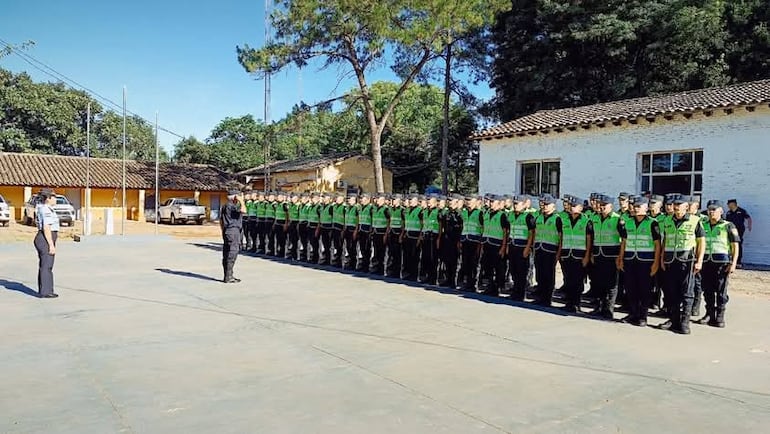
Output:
(173, 115), (266, 173)
(0, 68), (168, 161)
(236, 0), (510, 192)
(487, 0), (770, 121)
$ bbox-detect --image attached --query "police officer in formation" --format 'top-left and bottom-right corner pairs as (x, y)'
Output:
(236, 189), (739, 334)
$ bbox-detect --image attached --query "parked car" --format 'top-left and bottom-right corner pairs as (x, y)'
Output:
(23, 194), (76, 227)
(152, 198), (206, 225)
(0, 194), (10, 226)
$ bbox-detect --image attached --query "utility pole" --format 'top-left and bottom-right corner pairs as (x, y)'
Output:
(264, 0), (272, 193)
(155, 111), (159, 236)
(85, 101), (91, 236)
(121, 86), (127, 236)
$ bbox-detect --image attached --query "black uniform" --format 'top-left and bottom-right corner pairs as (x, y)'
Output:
(620, 217), (661, 324)
(459, 210), (484, 291)
(560, 216), (594, 310)
(507, 212), (536, 301)
(370, 206), (389, 275)
(725, 206), (750, 265)
(220, 199), (244, 282)
(357, 204), (373, 273)
(533, 212), (563, 306)
(438, 208), (462, 288)
(385, 207), (404, 278)
(479, 210), (510, 296)
(662, 215), (705, 333)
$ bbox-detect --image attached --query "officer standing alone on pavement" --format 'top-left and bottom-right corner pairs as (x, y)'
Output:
(220, 190), (247, 283)
(34, 189), (60, 298)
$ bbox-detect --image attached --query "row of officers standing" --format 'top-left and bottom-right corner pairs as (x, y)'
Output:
(235, 189), (740, 335)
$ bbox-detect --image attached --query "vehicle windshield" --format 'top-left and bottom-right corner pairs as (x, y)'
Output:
(56, 196), (70, 205)
(176, 199), (198, 205)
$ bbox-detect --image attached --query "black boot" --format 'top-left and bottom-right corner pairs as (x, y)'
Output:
(674, 313), (691, 334)
(657, 319), (674, 330)
(709, 308), (726, 328)
(694, 308), (713, 325)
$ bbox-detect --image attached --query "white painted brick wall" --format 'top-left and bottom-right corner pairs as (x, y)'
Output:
(479, 108), (770, 265)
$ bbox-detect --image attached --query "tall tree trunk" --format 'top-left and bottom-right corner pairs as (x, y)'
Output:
(441, 42), (452, 195)
(371, 129), (385, 193)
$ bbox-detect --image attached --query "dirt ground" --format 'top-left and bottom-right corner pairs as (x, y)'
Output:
(1, 218), (767, 298)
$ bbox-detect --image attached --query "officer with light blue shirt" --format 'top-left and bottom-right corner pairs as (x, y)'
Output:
(34, 189), (60, 298)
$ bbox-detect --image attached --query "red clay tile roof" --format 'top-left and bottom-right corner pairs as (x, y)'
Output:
(0, 152), (241, 191)
(474, 79), (770, 140)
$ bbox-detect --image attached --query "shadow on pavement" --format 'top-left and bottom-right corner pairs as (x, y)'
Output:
(155, 268), (222, 282)
(0, 279), (40, 298)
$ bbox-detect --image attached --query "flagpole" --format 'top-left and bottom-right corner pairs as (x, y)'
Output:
(122, 86), (127, 236)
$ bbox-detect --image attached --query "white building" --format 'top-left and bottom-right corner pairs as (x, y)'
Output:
(476, 79), (770, 265)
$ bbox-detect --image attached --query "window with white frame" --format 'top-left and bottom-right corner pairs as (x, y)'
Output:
(639, 150), (703, 195)
(520, 160), (560, 197)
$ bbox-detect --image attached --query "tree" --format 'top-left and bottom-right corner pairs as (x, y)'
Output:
(173, 136), (209, 164)
(486, 0), (769, 122)
(236, 0), (510, 192)
(93, 111), (168, 161)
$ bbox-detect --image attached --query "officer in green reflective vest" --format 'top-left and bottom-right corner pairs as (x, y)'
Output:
(318, 193), (335, 265)
(357, 193), (374, 272)
(559, 196), (593, 313)
(695, 200), (740, 328)
(401, 194), (423, 281)
(264, 191), (277, 256)
(507, 195), (536, 301)
(589, 194), (623, 320)
(297, 193), (310, 261)
(420, 194), (441, 285)
(479, 195), (510, 296)
(617, 197), (661, 327)
(285, 192), (301, 260)
(648, 194), (666, 311)
(330, 193), (346, 268)
(657, 194), (705, 335)
(254, 192), (267, 254)
(370, 193), (389, 275)
(688, 194), (707, 318)
(272, 192), (289, 258)
(459, 195), (484, 292)
(385, 194), (404, 278)
(342, 194), (359, 270)
(244, 191), (257, 252)
(532, 194), (562, 307)
(305, 193), (321, 263)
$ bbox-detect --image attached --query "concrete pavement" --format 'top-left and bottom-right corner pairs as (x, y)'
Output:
(1, 237), (769, 433)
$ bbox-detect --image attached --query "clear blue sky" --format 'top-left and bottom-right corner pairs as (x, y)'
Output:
(1, 0), (493, 154)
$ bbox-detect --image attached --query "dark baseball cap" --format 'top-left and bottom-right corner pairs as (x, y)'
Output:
(707, 200), (724, 210)
(650, 194), (664, 204)
(569, 197), (584, 207)
(618, 192), (630, 200)
(539, 194), (556, 205)
(633, 197), (650, 206)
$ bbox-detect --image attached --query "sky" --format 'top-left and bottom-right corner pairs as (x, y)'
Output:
(1, 0), (494, 154)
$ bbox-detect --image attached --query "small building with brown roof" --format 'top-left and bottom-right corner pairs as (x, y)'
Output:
(238, 152), (393, 193)
(0, 152), (240, 223)
(474, 79), (770, 265)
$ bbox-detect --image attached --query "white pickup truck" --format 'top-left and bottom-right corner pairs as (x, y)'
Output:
(152, 198), (206, 225)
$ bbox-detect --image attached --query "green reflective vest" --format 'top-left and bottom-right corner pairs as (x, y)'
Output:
(624, 217), (656, 261)
(372, 206), (389, 230)
(561, 214), (588, 259)
(345, 205), (359, 227)
(704, 220), (732, 263)
(461, 209), (483, 240)
(389, 207), (403, 230)
(482, 211), (505, 245)
(256, 201), (267, 219)
(299, 203), (309, 222)
(320, 204), (334, 226)
(332, 204), (346, 227)
(274, 202), (287, 222)
(359, 204), (373, 229)
(288, 203), (300, 221)
(594, 213), (621, 258)
(246, 200), (257, 217)
(535, 213), (561, 253)
(662, 214), (700, 263)
(423, 208), (440, 233)
(306, 204), (320, 225)
(509, 211), (531, 247)
(264, 202), (276, 219)
(405, 207), (423, 236)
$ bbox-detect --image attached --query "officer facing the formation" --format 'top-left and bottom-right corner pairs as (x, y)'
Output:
(618, 197), (661, 327)
(507, 195), (535, 301)
(532, 194), (562, 307)
(559, 196), (592, 313)
(438, 194), (464, 289)
(695, 200), (740, 328)
(658, 195), (705, 334)
(220, 189), (246, 283)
